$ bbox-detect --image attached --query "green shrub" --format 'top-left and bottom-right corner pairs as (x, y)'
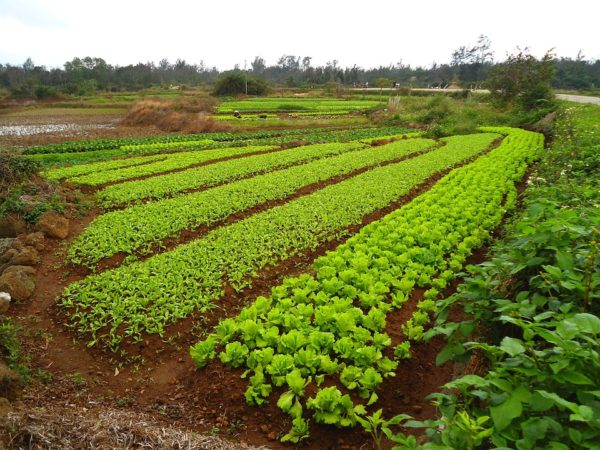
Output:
(0, 319), (28, 378)
(212, 73), (269, 96)
(417, 96), (451, 124)
(0, 152), (39, 188)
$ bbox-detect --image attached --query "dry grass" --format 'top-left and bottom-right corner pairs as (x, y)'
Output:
(121, 98), (230, 133)
(1, 405), (268, 450)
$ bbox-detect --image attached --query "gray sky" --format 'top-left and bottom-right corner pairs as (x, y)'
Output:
(1, 0), (598, 69)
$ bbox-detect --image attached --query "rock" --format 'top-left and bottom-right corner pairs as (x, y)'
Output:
(11, 239), (23, 252)
(0, 238), (16, 256)
(0, 266), (36, 301)
(36, 211), (69, 239)
(10, 246), (40, 266)
(0, 248), (18, 263)
(0, 362), (21, 401)
(267, 431), (278, 441)
(411, 404), (423, 413)
(0, 292), (10, 313)
(0, 397), (11, 416)
(0, 214), (27, 238)
(21, 232), (45, 251)
(2, 265), (35, 276)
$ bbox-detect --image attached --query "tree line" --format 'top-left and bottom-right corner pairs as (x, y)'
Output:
(1, 41), (598, 99)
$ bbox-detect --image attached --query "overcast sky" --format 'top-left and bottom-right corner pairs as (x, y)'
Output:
(1, 0), (598, 70)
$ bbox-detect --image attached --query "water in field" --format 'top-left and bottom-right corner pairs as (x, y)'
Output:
(0, 123), (114, 137)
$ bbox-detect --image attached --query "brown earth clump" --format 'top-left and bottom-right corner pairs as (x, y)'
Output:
(0, 405), (266, 450)
(121, 98), (231, 133)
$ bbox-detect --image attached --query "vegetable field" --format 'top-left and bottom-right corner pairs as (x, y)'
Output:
(24, 119), (558, 448)
(216, 97), (382, 114)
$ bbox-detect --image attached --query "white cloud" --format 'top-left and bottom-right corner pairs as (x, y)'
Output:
(1, 0), (598, 69)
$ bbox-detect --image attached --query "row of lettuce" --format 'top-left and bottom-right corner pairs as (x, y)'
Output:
(216, 98), (382, 113)
(43, 130), (421, 187)
(59, 132), (499, 350)
(187, 127), (544, 443)
(24, 128), (304, 154)
(28, 126), (415, 167)
(379, 104), (599, 449)
(67, 138), (439, 267)
(47, 144), (278, 185)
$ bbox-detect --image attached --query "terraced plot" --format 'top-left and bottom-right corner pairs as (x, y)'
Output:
(95, 141), (366, 207)
(29, 126), (413, 167)
(64, 144), (278, 186)
(59, 132), (498, 349)
(189, 127), (543, 442)
(69, 137), (439, 267)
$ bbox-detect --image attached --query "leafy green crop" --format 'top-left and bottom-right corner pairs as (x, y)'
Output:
(42, 153), (170, 181)
(189, 127), (542, 442)
(65, 144), (277, 186)
(383, 105), (600, 450)
(217, 97), (382, 113)
(95, 141), (366, 207)
(68, 138), (436, 267)
(31, 126), (413, 167)
(60, 133), (496, 349)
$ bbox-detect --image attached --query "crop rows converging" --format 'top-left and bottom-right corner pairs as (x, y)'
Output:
(29, 126), (416, 167)
(59, 132), (499, 349)
(42, 153), (172, 181)
(25, 128), (305, 155)
(188, 127), (543, 442)
(59, 145), (278, 186)
(68, 137), (438, 267)
(95, 141), (366, 207)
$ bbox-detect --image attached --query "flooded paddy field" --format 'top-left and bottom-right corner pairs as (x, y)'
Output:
(0, 106), (165, 147)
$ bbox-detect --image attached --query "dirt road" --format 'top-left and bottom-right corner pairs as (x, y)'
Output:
(555, 94), (600, 105)
(351, 88), (600, 106)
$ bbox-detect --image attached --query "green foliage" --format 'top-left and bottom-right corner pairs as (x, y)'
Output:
(94, 141), (364, 207)
(418, 96), (451, 124)
(62, 132), (498, 350)
(408, 104), (600, 449)
(219, 342), (249, 368)
(68, 138), (433, 266)
(189, 337), (216, 368)
(217, 97), (381, 113)
(357, 409), (412, 450)
(0, 152), (39, 188)
(307, 387), (365, 427)
(31, 126), (412, 167)
(188, 128), (541, 442)
(487, 50), (556, 111)
(0, 319), (28, 378)
(212, 73), (269, 96)
(62, 144), (275, 187)
(280, 417), (309, 443)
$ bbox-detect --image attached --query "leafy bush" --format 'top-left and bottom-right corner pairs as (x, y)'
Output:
(0, 319), (28, 378)
(0, 152), (39, 189)
(212, 73), (269, 96)
(417, 96), (451, 124)
(487, 50), (556, 111)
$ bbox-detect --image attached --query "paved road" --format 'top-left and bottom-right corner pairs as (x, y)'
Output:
(352, 88), (600, 106)
(555, 94), (600, 105)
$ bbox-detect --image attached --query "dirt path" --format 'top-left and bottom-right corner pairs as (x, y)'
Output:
(350, 88), (600, 106)
(555, 93), (600, 105)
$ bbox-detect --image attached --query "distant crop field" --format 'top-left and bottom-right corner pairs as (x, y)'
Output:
(217, 97), (382, 113)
